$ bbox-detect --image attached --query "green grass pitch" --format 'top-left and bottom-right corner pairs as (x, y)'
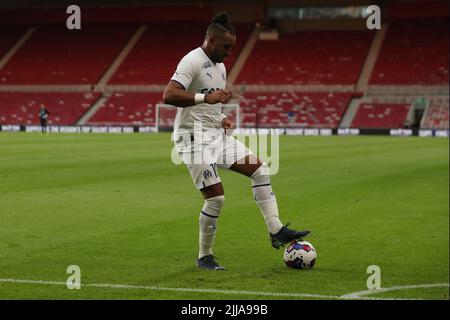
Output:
(0, 132), (448, 300)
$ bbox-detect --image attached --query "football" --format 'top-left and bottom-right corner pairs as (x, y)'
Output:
(283, 240), (317, 269)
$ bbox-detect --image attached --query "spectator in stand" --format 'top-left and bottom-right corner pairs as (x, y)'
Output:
(287, 110), (295, 126)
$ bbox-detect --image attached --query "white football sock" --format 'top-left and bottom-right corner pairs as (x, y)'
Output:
(198, 195), (225, 259)
(251, 163), (283, 234)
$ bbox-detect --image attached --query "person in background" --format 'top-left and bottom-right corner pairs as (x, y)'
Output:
(39, 105), (50, 134)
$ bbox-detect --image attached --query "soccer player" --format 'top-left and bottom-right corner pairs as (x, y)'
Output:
(39, 105), (49, 134)
(163, 13), (310, 270)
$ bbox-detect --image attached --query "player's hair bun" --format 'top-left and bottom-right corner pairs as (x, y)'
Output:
(207, 11), (235, 35)
(212, 12), (230, 25)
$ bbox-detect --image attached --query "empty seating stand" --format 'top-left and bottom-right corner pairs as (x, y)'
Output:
(0, 13), (447, 131)
(421, 102), (449, 130)
(87, 92), (163, 126)
(239, 92), (354, 128)
(236, 30), (374, 85)
(0, 24), (137, 84)
(0, 92), (101, 125)
(370, 19), (449, 85)
(0, 26), (27, 60)
(350, 103), (412, 129)
(108, 22), (253, 84)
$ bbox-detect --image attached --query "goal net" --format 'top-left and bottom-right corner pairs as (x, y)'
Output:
(155, 103), (240, 132)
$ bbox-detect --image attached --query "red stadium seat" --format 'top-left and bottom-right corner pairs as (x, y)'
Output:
(0, 26), (28, 60)
(0, 24), (137, 84)
(421, 101), (449, 130)
(87, 92), (163, 126)
(370, 19), (449, 85)
(350, 103), (412, 129)
(239, 92), (355, 128)
(108, 22), (253, 85)
(236, 30), (374, 85)
(0, 92), (101, 125)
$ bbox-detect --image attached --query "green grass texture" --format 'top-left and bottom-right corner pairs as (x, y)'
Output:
(0, 132), (448, 300)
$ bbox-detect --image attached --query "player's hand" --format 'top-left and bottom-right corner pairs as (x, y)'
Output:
(205, 89), (232, 104)
(222, 118), (236, 132)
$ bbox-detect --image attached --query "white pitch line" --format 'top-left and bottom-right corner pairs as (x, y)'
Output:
(1, 278), (448, 300)
(340, 283), (449, 299)
(0, 278), (339, 299)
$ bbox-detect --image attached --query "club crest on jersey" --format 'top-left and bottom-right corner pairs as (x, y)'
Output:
(202, 61), (212, 69)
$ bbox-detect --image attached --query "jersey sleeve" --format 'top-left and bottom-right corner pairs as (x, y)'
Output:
(170, 57), (196, 90)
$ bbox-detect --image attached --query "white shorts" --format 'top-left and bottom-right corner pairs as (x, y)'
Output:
(176, 130), (252, 189)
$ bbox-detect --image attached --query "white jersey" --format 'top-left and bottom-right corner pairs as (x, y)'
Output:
(170, 47), (227, 138)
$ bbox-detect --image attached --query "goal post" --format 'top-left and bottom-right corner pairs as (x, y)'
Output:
(155, 103), (240, 132)
(155, 104), (177, 132)
(221, 103), (240, 129)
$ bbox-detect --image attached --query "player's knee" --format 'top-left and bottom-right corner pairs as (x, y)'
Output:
(250, 162), (271, 185)
(203, 195), (225, 216)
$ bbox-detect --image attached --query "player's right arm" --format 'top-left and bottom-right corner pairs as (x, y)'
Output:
(163, 81), (231, 108)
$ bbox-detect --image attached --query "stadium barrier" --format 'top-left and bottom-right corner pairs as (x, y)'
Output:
(1, 124), (448, 137)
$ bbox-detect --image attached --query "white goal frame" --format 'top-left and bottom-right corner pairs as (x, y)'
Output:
(155, 103), (240, 132)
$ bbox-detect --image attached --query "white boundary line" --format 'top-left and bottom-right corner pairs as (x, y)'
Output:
(0, 278), (448, 300)
(0, 278), (338, 299)
(340, 283), (449, 299)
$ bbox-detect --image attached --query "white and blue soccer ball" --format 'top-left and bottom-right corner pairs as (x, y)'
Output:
(283, 240), (317, 269)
